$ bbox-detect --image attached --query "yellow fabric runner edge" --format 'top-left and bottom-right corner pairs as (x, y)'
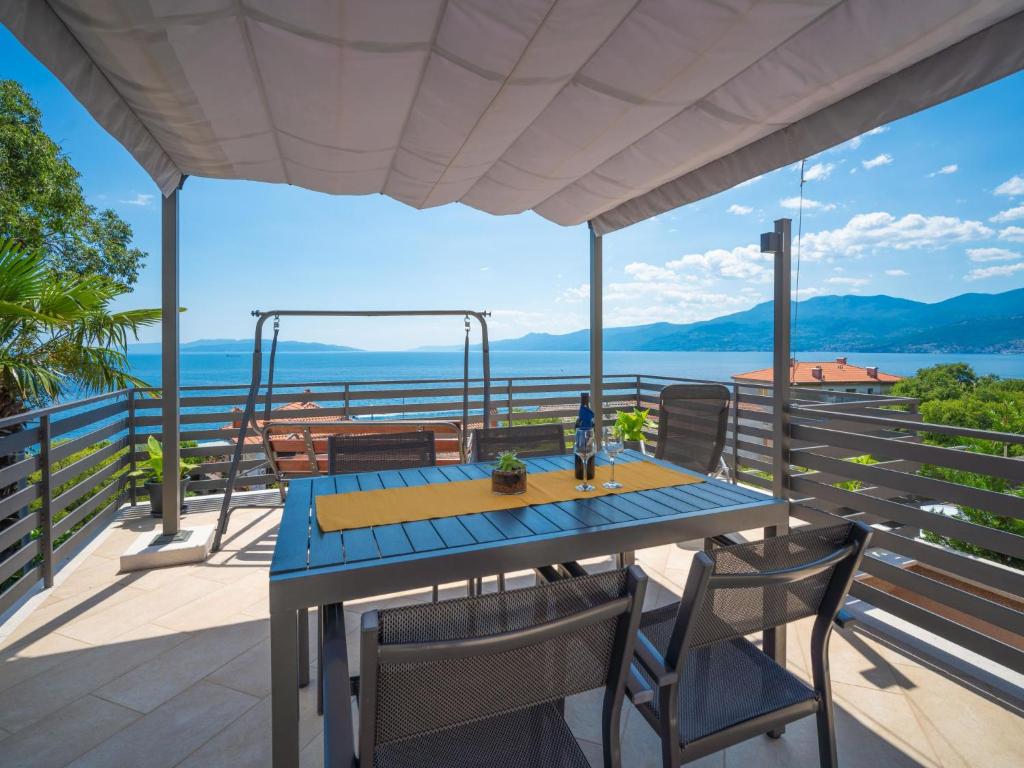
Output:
(315, 460), (703, 533)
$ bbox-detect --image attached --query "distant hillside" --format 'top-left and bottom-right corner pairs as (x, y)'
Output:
(485, 288), (1024, 353)
(129, 339), (361, 354)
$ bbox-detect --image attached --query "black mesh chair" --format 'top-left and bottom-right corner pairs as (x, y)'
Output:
(470, 423), (566, 462)
(324, 567), (648, 768)
(627, 522), (871, 767)
(327, 431), (436, 475)
(656, 384), (731, 477)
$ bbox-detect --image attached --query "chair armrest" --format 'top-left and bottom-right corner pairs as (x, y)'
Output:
(633, 630), (678, 687)
(834, 608), (858, 630)
(626, 663), (655, 706)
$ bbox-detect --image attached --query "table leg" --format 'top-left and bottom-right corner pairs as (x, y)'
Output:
(323, 602), (356, 768)
(764, 519), (790, 738)
(271, 609), (300, 767)
(298, 607), (310, 688)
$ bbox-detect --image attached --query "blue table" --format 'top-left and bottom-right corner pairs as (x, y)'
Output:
(268, 450), (788, 767)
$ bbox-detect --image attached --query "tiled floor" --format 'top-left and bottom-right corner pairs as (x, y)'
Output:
(1, 503), (1021, 768)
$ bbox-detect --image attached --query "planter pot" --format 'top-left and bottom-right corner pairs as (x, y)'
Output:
(491, 469), (527, 495)
(145, 480), (189, 518)
(623, 440), (647, 456)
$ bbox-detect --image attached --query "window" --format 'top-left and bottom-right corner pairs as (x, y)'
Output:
(845, 388), (856, 393)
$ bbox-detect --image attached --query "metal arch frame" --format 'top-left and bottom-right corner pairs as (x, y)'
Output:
(213, 309), (492, 552)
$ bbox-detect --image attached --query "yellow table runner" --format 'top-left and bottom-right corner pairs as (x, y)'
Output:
(316, 460), (702, 532)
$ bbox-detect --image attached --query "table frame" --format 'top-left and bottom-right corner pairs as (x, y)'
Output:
(268, 451), (789, 767)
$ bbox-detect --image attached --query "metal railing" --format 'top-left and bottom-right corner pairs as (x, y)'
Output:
(1, 373), (1021, 678)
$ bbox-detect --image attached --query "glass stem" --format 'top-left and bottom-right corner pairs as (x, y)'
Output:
(610, 458), (616, 484)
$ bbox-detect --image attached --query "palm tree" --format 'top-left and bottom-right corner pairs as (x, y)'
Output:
(0, 237), (161, 420)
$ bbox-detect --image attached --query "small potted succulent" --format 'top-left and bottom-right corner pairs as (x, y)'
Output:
(128, 435), (199, 517)
(491, 450), (527, 495)
(613, 408), (653, 455)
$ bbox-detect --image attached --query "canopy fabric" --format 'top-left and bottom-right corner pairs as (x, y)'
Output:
(3, 0), (1023, 233)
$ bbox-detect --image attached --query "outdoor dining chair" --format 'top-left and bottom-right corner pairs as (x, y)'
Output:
(327, 430), (436, 475)
(627, 521), (871, 767)
(655, 383), (732, 478)
(324, 566), (648, 768)
(470, 422), (567, 462)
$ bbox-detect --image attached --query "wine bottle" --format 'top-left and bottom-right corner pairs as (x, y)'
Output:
(574, 392), (596, 480)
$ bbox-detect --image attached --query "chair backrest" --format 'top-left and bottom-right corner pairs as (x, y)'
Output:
(664, 523), (870, 666)
(327, 431), (436, 475)
(655, 384), (731, 474)
(470, 423), (567, 462)
(358, 567), (647, 758)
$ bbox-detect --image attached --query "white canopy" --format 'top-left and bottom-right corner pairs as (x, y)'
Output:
(3, 0), (1023, 233)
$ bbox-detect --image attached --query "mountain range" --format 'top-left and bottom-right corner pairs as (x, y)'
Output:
(484, 288), (1024, 354)
(128, 339), (361, 354)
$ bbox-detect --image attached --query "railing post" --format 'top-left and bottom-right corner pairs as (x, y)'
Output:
(731, 383), (739, 484)
(127, 389), (138, 506)
(635, 375), (641, 409)
(506, 378), (513, 427)
(343, 383), (350, 419)
(39, 414), (53, 589)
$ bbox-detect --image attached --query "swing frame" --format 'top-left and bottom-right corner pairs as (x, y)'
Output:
(213, 309), (491, 552)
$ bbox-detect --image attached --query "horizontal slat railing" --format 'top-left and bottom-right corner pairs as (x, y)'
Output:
(4, 371), (1022, 683)
(784, 401), (1024, 674)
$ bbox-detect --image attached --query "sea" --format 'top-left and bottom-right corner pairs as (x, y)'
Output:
(125, 349), (1024, 389)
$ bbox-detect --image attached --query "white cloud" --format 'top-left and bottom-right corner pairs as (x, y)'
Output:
(727, 204), (753, 215)
(480, 266), (489, 271)
(928, 164), (958, 177)
(734, 174), (763, 189)
(780, 196), (835, 211)
(623, 262), (678, 282)
(990, 205), (1024, 223)
(994, 175), (1024, 196)
(803, 162), (835, 182)
(668, 243), (771, 281)
(800, 212), (992, 261)
(559, 283), (589, 302)
(967, 247), (1021, 262)
(488, 309), (583, 337)
(884, 269), (909, 277)
(826, 276), (868, 287)
(120, 193), (154, 206)
(862, 154), (893, 170)
(999, 226), (1024, 243)
(965, 262), (1024, 281)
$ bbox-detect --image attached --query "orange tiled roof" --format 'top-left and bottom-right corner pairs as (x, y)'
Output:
(732, 358), (902, 385)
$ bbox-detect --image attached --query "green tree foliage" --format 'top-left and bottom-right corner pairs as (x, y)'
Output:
(0, 238), (160, 418)
(898, 364), (1024, 568)
(890, 362), (981, 401)
(0, 80), (147, 288)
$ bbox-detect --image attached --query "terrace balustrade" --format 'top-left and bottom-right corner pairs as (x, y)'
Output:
(0, 372), (1021, 676)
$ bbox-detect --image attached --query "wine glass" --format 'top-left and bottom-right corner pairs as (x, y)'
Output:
(574, 428), (596, 492)
(603, 426), (623, 489)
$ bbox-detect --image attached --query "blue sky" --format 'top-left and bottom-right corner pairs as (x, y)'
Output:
(3, 25), (1023, 350)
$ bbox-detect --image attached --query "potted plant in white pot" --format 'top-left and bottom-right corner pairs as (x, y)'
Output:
(613, 408), (653, 455)
(491, 450), (528, 495)
(129, 435), (199, 517)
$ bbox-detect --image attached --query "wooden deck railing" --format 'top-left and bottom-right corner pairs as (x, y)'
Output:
(1, 373), (1021, 677)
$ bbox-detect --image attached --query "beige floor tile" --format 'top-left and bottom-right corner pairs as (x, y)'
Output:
(152, 571), (269, 632)
(0, 630), (91, 695)
(207, 637), (272, 698)
(57, 574), (214, 644)
(0, 623), (190, 732)
(95, 616), (267, 714)
(178, 695), (272, 768)
(831, 681), (941, 766)
(893, 662), (1024, 768)
(0, 694), (140, 768)
(68, 681), (259, 768)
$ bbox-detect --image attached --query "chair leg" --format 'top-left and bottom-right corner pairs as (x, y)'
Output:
(431, 584), (439, 602)
(816, 697), (839, 768)
(497, 573), (506, 592)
